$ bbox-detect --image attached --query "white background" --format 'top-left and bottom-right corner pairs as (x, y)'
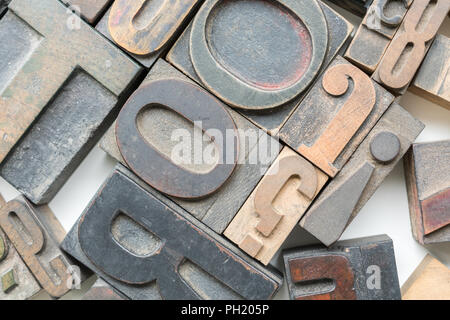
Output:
(0, 1), (449, 299)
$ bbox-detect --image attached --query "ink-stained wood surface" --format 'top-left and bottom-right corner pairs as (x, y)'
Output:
(224, 147), (328, 265)
(410, 34), (450, 110)
(100, 59), (280, 234)
(0, 0), (141, 204)
(283, 235), (401, 300)
(96, 0), (200, 68)
(300, 103), (424, 246)
(402, 254), (450, 300)
(62, 0), (112, 24)
(166, 0), (353, 135)
(61, 165), (283, 300)
(373, 0), (450, 95)
(345, 0), (412, 74)
(279, 56), (394, 177)
(327, 0), (374, 17)
(404, 140), (450, 245)
(82, 279), (127, 300)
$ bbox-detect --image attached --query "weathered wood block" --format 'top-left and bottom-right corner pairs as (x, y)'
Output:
(166, 0), (353, 135)
(327, 0), (374, 17)
(61, 165), (283, 300)
(404, 140), (450, 245)
(345, 0), (412, 74)
(0, 0), (142, 205)
(62, 0), (112, 25)
(0, 194), (89, 299)
(224, 147), (328, 265)
(82, 278), (127, 300)
(410, 34), (450, 110)
(100, 59), (280, 234)
(300, 103), (424, 246)
(279, 56), (394, 177)
(402, 254), (450, 300)
(283, 235), (401, 300)
(373, 0), (450, 95)
(96, 0), (200, 68)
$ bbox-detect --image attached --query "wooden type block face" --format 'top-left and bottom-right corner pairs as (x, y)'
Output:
(283, 235), (401, 300)
(300, 103), (424, 246)
(166, 0), (353, 135)
(404, 140), (450, 244)
(224, 147), (328, 265)
(402, 254), (450, 300)
(372, 0), (450, 95)
(0, 0), (142, 204)
(62, 0), (113, 25)
(96, 0), (200, 68)
(327, 0), (374, 17)
(100, 59), (281, 234)
(279, 56), (394, 178)
(410, 34), (450, 110)
(345, 0), (412, 74)
(82, 279), (127, 300)
(60, 165), (283, 300)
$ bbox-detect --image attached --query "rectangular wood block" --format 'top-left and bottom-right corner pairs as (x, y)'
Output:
(410, 34), (450, 110)
(404, 140), (450, 245)
(62, 0), (113, 25)
(327, 0), (374, 17)
(345, 0), (411, 74)
(96, 0), (201, 68)
(0, 0), (142, 205)
(372, 0), (450, 95)
(224, 147), (328, 265)
(61, 165), (283, 300)
(279, 56), (394, 178)
(283, 234), (401, 300)
(100, 59), (281, 234)
(300, 103), (425, 246)
(402, 254), (450, 300)
(0, 194), (90, 299)
(166, 0), (353, 135)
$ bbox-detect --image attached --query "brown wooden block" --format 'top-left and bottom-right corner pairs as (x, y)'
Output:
(373, 0), (450, 95)
(300, 103), (424, 246)
(404, 140), (450, 245)
(82, 279), (127, 300)
(327, 0), (374, 17)
(224, 147), (328, 265)
(0, 0), (142, 204)
(402, 254), (450, 300)
(166, 0), (353, 135)
(62, 0), (112, 25)
(279, 56), (394, 177)
(410, 34), (450, 110)
(96, 0), (200, 68)
(283, 235), (401, 300)
(345, 0), (412, 74)
(100, 59), (280, 234)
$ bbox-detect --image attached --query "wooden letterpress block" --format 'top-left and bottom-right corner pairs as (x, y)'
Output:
(62, 0), (113, 25)
(61, 165), (283, 300)
(279, 56), (394, 177)
(402, 254), (450, 300)
(166, 0), (353, 135)
(345, 0), (412, 74)
(0, 194), (89, 299)
(404, 140), (450, 244)
(82, 279), (127, 300)
(0, 0), (142, 204)
(300, 103), (424, 246)
(224, 147), (328, 265)
(327, 0), (374, 17)
(96, 0), (200, 68)
(373, 0), (450, 95)
(283, 235), (401, 300)
(410, 34), (450, 110)
(100, 59), (280, 234)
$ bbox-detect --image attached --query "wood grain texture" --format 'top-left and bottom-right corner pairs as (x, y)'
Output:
(410, 34), (450, 110)
(100, 59), (280, 234)
(283, 235), (401, 300)
(279, 56), (394, 177)
(62, 0), (112, 24)
(224, 147), (328, 265)
(372, 0), (450, 95)
(166, 0), (353, 135)
(404, 140), (450, 244)
(402, 254), (450, 300)
(300, 103), (424, 246)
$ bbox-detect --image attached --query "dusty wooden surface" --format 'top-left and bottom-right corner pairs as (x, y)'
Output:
(81, 278), (127, 300)
(62, 0), (112, 24)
